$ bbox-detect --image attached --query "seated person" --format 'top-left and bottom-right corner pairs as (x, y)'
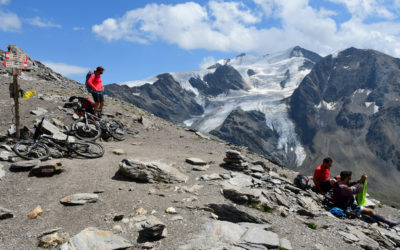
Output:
(313, 157), (336, 193)
(333, 171), (399, 227)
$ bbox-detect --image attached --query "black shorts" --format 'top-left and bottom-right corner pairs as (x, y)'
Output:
(92, 91), (104, 103)
(320, 180), (332, 193)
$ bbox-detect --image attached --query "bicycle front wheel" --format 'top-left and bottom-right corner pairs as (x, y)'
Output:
(70, 141), (104, 159)
(72, 118), (101, 141)
(107, 119), (126, 141)
(13, 140), (50, 160)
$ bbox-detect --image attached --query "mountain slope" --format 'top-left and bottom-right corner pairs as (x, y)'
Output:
(106, 46), (322, 168)
(289, 47), (400, 200)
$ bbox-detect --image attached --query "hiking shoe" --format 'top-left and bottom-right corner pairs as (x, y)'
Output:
(388, 221), (400, 228)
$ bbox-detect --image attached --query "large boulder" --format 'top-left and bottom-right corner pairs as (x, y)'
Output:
(60, 227), (132, 250)
(119, 159), (188, 183)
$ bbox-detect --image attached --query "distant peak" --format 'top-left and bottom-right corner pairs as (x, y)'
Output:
(7, 44), (27, 55)
(236, 53), (246, 58)
(290, 46), (322, 63)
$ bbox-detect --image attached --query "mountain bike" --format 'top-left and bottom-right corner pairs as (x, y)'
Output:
(71, 107), (126, 141)
(13, 118), (104, 160)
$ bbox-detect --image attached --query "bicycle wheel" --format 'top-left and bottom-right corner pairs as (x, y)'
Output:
(13, 140), (50, 160)
(107, 119), (126, 141)
(70, 141), (104, 158)
(72, 118), (101, 141)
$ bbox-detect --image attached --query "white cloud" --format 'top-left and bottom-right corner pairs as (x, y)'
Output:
(0, 10), (21, 31)
(43, 61), (89, 76)
(0, 0), (10, 5)
(92, 0), (400, 57)
(28, 17), (61, 28)
(199, 56), (217, 69)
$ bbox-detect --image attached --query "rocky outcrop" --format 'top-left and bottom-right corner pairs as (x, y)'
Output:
(118, 159), (188, 183)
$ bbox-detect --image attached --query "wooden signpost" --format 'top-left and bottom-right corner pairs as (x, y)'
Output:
(3, 51), (28, 139)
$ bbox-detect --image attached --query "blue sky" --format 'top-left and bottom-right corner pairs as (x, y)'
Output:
(0, 0), (399, 84)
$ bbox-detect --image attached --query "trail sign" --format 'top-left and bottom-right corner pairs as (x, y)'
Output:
(3, 51), (28, 69)
(3, 49), (30, 139)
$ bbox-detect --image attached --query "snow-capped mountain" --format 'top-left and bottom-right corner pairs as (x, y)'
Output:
(106, 46), (322, 167)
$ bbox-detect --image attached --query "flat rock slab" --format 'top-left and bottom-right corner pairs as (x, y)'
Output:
(185, 157), (207, 166)
(141, 216), (167, 239)
(0, 207), (13, 219)
(10, 160), (41, 171)
(60, 227), (132, 250)
(119, 159), (188, 183)
(60, 193), (99, 205)
(241, 227), (280, 248)
(31, 107), (48, 116)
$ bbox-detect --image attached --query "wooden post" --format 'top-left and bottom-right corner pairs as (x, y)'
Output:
(13, 68), (21, 139)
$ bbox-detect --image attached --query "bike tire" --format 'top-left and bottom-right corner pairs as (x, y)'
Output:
(72, 118), (101, 141)
(108, 119), (126, 141)
(71, 141), (104, 159)
(13, 140), (50, 160)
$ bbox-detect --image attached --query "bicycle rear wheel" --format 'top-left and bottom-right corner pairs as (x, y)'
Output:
(107, 119), (126, 141)
(70, 141), (104, 158)
(72, 118), (101, 141)
(13, 140), (50, 160)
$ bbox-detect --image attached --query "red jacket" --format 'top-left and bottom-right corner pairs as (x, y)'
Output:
(87, 73), (103, 92)
(313, 164), (330, 188)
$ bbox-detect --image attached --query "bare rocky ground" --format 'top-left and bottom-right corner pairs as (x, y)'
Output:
(0, 69), (399, 249)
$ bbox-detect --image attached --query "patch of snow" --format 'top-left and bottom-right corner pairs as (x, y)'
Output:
(343, 66), (350, 70)
(365, 102), (373, 108)
(120, 76), (158, 87)
(353, 89), (372, 96)
(315, 101), (337, 110)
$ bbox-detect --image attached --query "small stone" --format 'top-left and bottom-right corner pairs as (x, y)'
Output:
(185, 157), (207, 166)
(8, 125), (16, 136)
(52, 118), (64, 127)
(339, 231), (359, 242)
(143, 242), (155, 249)
(200, 173), (222, 181)
(112, 149), (125, 155)
(192, 165), (210, 171)
(94, 189), (105, 194)
(72, 113), (79, 120)
(166, 207), (177, 214)
(0, 144), (12, 151)
(0, 151), (15, 162)
(285, 185), (302, 194)
(28, 205), (42, 219)
(38, 228), (69, 248)
(113, 215), (124, 221)
(0, 164), (5, 179)
(113, 225), (123, 233)
(220, 173), (231, 179)
(170, 215), (183, 221)
(60, 193), (99, 205)
(136, 207), (148, 216)
(251, 173), (263, 179)
(122, 218), (130, 224)
(141, 216), (166, 239)
(0, 207), (13, 219)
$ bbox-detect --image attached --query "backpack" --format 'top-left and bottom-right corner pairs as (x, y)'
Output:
(85, 70), (99, 93)
(294, 174), (311, 190)
(329, 207), (345, 217)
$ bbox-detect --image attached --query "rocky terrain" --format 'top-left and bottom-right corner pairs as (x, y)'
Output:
(0, 45), (400, 249)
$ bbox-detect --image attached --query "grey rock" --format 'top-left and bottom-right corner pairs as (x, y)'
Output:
(119, 159), (188, 183)
(220, 173), (232, 179)
(0, 144), (12, 151)
(249, 165), (265, 173)
(40, 119), (60, 135)
(285, 184), (302, 194)
(275, 193), (290, 208)
(60, 193), (99, 205)
(0, 151), (14, 161)
(280, 238), (293, 250)
(241, 228), (280, 248)
(31, 107), (48, 116)
(339, 231), (360, 242)
(207, 203), (266, 224)
(222, 184), (263, 205)
(51, 118), (64, 127)
(10, 159), (40, 171)
(192, 165), (209, 171)
(8, 124), (16, 136)
(38, 228), (69, 248)
(141, 216), (166, 239)
(0, 207), (13, 219)
(200, 173), (222, 181)
(251, 172), (263, 179)
(185, 157), (207, 166)
(60, 227), (132, 250)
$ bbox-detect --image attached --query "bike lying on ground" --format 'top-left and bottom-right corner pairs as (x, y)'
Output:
(72, 107), (126, 142)
(13, 118), (104, 160)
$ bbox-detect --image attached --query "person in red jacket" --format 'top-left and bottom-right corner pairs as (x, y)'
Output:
(87, 66), (104, 117)
(313, 157), (336, 193)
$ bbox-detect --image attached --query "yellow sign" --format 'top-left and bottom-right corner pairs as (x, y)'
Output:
(23, 90), (36, 100)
